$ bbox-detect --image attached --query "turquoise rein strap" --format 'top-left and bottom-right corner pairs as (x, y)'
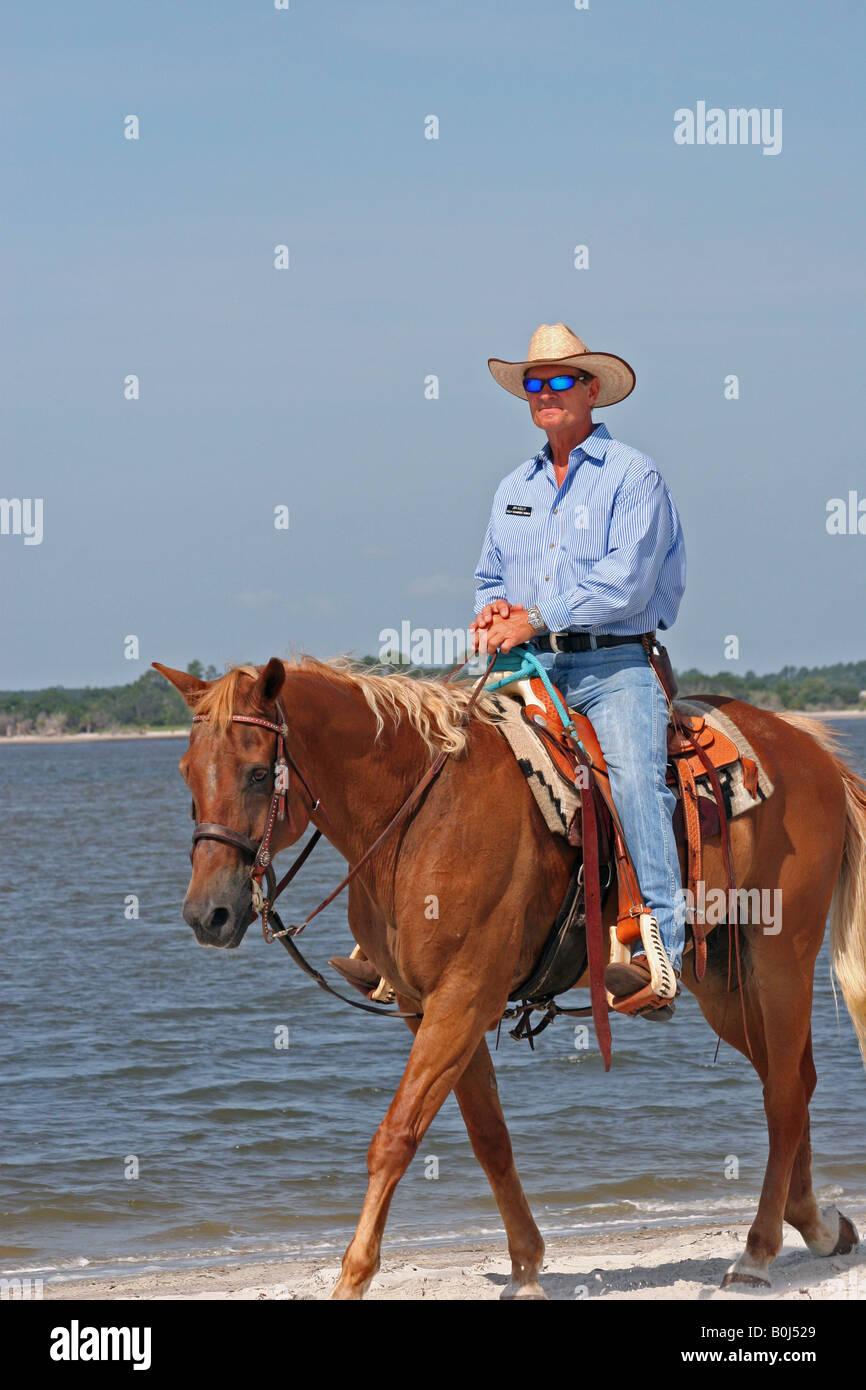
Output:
(482, 644), (592, 764)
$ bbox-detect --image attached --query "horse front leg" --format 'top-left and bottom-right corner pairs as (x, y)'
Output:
(452, 1036), (546, 1299)
(331, 993), (495, 1300)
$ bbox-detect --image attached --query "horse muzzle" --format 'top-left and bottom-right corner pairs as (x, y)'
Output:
(182, 890), (255, 949)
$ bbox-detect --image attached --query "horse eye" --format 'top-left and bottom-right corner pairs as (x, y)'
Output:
(250, 767), (270, 784)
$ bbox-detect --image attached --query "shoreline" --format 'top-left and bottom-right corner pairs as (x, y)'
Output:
(0, 728), (191, 746)
(43, 1215), (865, 1300)
(1, 709), (864, 748)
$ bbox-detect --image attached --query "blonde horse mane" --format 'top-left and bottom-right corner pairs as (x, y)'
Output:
(191, 655), (499, 759)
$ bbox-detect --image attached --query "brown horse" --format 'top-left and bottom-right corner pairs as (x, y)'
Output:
(154, 654), (866, 1299)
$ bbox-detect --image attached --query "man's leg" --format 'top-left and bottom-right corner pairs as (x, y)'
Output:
(554, 647), (685, 985)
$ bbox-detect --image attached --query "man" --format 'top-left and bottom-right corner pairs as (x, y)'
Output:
(470, 322), (686, 1019)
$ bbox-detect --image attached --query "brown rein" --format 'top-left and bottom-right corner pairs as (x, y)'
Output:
(189, 652), (501, 1019)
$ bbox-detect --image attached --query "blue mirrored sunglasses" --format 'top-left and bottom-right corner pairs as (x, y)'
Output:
(523, 373), (591, 393)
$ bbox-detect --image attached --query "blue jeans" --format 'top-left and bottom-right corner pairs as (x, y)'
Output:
(546, 645), (685, 972)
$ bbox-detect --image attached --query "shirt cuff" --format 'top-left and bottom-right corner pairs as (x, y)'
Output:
(535, 592), (573, 632)
(473, 586), (507, 615)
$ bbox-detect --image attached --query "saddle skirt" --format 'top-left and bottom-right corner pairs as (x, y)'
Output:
(485, 688), (774, 841)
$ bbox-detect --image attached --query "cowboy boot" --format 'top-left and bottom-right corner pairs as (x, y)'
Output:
(329, 945), (395, 1003)
(605, 955), (681, 1021)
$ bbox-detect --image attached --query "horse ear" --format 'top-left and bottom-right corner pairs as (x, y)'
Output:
(152, 662), (209, 707)
(257, 657), (286, 705)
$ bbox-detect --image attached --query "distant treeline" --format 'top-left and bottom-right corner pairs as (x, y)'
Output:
(673, 660), (866, 712)
(1, 656), (865, 737)
(0, 666), (206, 737)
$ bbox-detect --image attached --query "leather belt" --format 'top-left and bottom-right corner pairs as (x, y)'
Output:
(532, 631), (651, 654)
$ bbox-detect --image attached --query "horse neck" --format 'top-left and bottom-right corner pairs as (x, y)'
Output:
(283, 669), (435, 865)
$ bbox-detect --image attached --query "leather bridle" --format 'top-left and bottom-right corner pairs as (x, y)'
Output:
(186, 654), (501, 1018)
(189, 697), (325, 941)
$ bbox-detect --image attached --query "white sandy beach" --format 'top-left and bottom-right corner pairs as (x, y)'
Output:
(46, 1215), (865, 1301)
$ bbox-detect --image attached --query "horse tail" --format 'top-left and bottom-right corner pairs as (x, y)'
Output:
(778, 713), (866, 1064)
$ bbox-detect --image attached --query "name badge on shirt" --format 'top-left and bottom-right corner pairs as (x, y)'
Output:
(505, 504), (532, 516)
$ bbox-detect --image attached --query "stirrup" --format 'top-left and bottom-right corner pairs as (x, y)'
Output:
(350, 944), (397, 1004)
(607, 915), (679, 1016)
(370, 978), (396, 1004)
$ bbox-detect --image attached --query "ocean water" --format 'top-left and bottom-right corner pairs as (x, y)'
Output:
(1, 722), (864, 1283)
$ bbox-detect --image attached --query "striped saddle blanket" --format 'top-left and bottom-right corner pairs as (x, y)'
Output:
(486, 693), (774, 839)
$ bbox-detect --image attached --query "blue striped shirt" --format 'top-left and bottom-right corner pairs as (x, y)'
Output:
(473, 422), (686, 634)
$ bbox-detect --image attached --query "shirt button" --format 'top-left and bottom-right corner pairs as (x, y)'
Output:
(544, 576), (550, 581)
(549, 542), (555, 549)
(553, 508), (558, 514)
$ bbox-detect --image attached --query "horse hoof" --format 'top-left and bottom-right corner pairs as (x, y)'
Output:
(831, 1213), (859, 1256)
(501, 1280), (548, 1300)
(721, 1270), (771, 1290)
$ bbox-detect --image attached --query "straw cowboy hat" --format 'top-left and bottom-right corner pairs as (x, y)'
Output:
(488, 322), (636, 407)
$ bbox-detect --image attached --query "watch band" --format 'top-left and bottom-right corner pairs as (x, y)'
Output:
(527, 604), (547, 633)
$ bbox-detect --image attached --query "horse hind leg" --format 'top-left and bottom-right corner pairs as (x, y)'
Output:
(783, 1041), (859, 1258)
(786, 1127), (860, 1258)
(689, 960), (807, 1289)
(452, 1037), (546, 1300)
(702, 956), (845, 1289)
(723, 987), (817, 1289)
(694, 985), (776, 1289)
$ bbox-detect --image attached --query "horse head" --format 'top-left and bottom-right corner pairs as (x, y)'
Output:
(153, 657), (313, 949)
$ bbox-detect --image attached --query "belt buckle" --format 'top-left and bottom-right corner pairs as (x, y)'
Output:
(548, 632), (563, 654)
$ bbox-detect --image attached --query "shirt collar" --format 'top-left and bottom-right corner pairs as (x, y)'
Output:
(524, 421), (612, 479)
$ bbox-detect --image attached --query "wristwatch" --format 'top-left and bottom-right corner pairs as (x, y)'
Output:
(527, 604), (547, 634)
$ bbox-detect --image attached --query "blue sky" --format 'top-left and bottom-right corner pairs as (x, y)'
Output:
(2, 0), (863, 687)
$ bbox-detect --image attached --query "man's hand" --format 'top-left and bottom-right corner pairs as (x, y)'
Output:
(470, 599), (515, 639)
(470, 601), (534, 655)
